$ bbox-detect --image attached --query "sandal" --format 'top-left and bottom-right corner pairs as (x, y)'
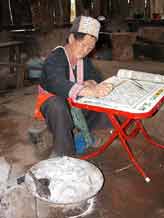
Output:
(87, 135), (102, 148)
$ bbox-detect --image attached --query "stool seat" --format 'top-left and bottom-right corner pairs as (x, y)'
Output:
(28, 120), (53, 159)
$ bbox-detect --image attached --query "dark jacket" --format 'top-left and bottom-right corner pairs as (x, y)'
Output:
(40, 47), (102, 98)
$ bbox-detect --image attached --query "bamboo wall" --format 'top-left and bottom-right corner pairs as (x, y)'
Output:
(1, 0), (164, 30)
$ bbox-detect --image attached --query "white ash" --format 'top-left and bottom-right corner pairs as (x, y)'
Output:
(0, 157), (11, 199)
(67, 197), (96, 218)
(25, 156), (104, 204)
(0, 157), (11, 184)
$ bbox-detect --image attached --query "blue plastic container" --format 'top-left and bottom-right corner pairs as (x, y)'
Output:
(27, 57), (44, 79)
(74, 132), (86, 154)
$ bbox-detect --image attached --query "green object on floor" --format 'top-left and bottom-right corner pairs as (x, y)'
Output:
(70, 107), (93, 147)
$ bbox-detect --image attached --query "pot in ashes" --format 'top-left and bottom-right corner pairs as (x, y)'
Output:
(25, 156), (104, 217)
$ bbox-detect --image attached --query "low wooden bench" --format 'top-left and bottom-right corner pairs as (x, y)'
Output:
(0, 41), (25, 88)
(0, 62), (25, 88)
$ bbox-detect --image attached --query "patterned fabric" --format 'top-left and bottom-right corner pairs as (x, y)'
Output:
(70, 107), (93, 147)
(70, 16), (101, 40)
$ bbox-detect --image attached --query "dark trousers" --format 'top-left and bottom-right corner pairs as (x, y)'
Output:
(40, 96), (111, 156)
(40, 96), (75, 156)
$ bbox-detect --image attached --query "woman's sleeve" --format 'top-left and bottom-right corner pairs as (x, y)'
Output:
(40, 49), (84, 99)
(84, 57), (103, 83)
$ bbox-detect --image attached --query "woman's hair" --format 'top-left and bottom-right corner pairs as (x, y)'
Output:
(72, 32), (87, 40)
(66, 32), (95, 43)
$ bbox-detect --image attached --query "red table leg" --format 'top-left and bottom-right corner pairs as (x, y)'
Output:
(80, 113), (150, 181)
(136, 120), (164, 149)
(80, 118), (132, 160)
(107, 114), (150, 182)
(80, 112), (164, 182)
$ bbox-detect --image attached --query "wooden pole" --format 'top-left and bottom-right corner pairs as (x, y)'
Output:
(1, 0), (12, 26)
(54, 0), (70, 25)
(119, 0), (129, 18)
(101, 0), (110, 17)
(75, 0), (85, 16)
(91, 0), (101, 18)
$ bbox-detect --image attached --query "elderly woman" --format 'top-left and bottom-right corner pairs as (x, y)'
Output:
(35, 16), (112, 156)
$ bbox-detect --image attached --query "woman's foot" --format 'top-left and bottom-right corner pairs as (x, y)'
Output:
(88, 128), (113, 148)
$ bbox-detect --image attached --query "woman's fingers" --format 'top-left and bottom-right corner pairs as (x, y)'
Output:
(78, 82), (113, 98)
(95, 83), (113, 97)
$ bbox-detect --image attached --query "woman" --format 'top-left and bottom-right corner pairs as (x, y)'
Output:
(36, 16), (113, 156)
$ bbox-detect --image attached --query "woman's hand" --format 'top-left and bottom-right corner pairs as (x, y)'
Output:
(83, 80), (97, 87)
(78, 82), (113, 98)
(94, 82), (113, 98)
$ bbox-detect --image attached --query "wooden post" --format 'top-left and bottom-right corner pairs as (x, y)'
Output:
(155, 0), (164, 15)
(133, 0), (145, 17)
(150, 0), (164, 17)
(133, 0), (145, 9)
(54, 0), (70, 25)
(145, 0), (151, 18)
(119, 0), (129, 18)
(101, 0), (110, 17)
(40, 0), (53, 29)
(31, 0), (54, 29)
(111, 0), (121, 17)
(91, 0), (101, 18)
(49, 0), (55, 27)
(111, 0), (129, 18)
(75, 0), (85, 16)
(1, 0), (11, 26)
(63, 0), (71, 24)
(128, 0), (134, 17)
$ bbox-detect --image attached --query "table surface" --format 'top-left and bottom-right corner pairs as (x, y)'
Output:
(72, 76), (164, 119)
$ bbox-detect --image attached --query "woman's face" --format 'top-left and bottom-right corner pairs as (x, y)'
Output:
(69, 34), (96, 59)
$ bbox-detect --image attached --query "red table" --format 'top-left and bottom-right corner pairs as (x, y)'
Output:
(69, 86), (164, 183)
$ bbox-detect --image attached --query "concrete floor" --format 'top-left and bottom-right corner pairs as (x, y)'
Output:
(0, 59), (164, 218)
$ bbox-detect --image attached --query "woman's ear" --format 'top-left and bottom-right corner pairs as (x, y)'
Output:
(68, 33), (75, 44)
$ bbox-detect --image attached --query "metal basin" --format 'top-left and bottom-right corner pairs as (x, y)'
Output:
(25, 156), (104, 207)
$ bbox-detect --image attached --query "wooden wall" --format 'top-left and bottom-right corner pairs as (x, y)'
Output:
(31, 0), (70, 29)
(1, 0), (164, 31)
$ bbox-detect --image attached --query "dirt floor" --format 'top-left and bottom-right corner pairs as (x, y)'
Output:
(0, 59), (164, 218)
